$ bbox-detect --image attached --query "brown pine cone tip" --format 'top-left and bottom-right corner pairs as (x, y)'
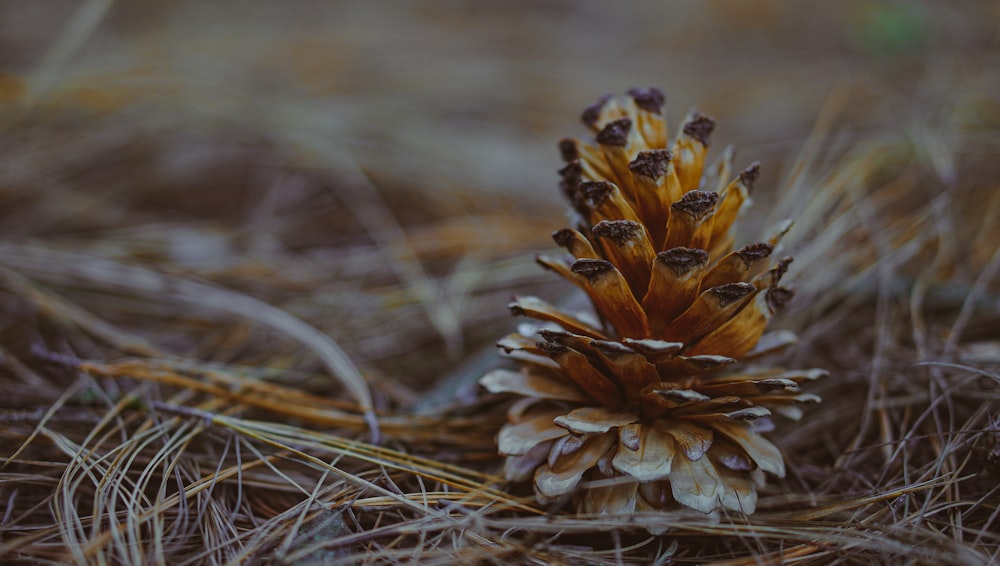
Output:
(480, 88), (826, 515)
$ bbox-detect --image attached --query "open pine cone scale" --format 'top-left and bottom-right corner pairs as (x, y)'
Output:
(482, 88), (825, 515)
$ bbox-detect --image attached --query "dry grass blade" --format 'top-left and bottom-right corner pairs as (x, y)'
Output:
(0, 243), (380, 440)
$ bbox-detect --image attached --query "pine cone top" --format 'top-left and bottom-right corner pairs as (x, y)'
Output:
(483, 88), (825, 515)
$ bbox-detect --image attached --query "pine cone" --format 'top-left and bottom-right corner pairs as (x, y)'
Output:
(481, 88), (826, 515)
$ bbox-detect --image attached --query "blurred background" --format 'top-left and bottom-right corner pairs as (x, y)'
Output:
(1, 0), (998, 400)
